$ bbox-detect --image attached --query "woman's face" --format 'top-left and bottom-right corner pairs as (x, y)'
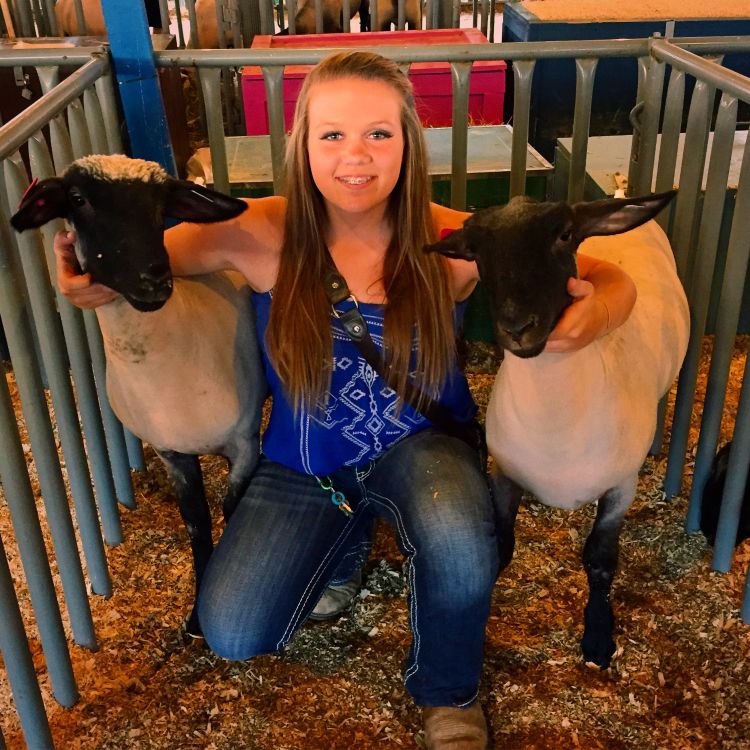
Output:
(306, 77), (405, 222)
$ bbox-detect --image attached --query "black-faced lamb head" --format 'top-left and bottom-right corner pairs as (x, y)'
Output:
(10, 154), (247, 312)
(425, 190), (676, 358)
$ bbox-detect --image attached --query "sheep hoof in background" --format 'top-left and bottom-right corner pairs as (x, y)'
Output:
(426, 190), (690, 669)
(11, 154), (267, 638)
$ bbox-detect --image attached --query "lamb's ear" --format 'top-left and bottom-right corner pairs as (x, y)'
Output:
(424, 226), (481, 261)
(572, 189), (677, 239)
(10, 177), (68, 231)
(164, 180), (248, 223)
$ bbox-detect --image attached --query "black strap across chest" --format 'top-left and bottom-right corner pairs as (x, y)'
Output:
(322, 269), (480, 449)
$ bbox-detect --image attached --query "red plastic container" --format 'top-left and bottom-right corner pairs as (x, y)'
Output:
(242, 29), (506, 135)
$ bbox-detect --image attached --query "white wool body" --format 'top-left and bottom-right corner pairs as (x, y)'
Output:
(486, 220), (690, 510)
(97, 271), (255, 456)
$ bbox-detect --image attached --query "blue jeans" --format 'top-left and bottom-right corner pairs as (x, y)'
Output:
(197, 428), (499, 707)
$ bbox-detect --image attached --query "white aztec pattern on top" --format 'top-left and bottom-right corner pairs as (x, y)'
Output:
(299, 311), (425, 474)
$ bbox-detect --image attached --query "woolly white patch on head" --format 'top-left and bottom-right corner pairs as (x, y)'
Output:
(68, 154), (168, 183)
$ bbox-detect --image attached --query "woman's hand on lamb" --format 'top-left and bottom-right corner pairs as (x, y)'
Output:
(545, 254), (637, 353)
(544, 277), (610, 353)
(54, 230), (119, 308)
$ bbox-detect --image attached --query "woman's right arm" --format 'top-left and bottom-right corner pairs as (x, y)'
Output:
(55, 195), (286, 308)
(167, 196), (285, 289)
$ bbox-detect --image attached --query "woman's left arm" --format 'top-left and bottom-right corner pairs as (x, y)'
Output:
(544, 253), (637, 353)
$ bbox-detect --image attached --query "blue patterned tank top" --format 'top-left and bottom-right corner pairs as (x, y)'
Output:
(252, 291), (477, 475)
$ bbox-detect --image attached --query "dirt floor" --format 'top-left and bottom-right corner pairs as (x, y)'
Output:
(2, 338), (750, 750)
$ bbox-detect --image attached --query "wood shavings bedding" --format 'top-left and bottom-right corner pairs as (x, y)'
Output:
(519, 0), (748, 22)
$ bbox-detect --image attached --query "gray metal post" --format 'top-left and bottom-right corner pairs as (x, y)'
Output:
(685, 136), (750, 532)
(509, 60), (535, 199)
(28, 135), (124, 546)
(712, 369), (750, 573)
(663, 79), (713, 498)
(449, 61), (471, 210)
(684, 96), (739, 521)
(1, 196), (102, 650)
(46, 112), (135, 512)
(263, 65), (286, 196)
(6, 157), (112, 597)
(0, 531), (55, 749)
(0, 348), (79, 706)
(567, 58), (597, 204)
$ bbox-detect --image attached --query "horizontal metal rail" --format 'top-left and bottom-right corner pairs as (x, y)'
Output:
(153, 38), (655, 68)
(651, 37), (750, 104)
(0, 53), (110, 161)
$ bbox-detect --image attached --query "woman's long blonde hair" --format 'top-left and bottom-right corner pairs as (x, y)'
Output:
(266, 50), (456, 412)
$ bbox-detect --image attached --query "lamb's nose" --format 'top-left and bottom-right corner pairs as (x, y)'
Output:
(502, 315), (538, 343)
(140, 262), (171, 288)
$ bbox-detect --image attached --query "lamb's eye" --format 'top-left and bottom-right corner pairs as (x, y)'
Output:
(70, 192), (87, 207)
(559, 229), (573, 242)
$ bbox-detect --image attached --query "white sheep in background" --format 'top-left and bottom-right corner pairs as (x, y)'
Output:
(54, 0), (220, 45)
(426, 191), (689, 668)
(11, 154), (267, 636)
(289, 0), (370, 33)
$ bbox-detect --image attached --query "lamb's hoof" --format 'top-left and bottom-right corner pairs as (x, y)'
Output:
(581, 631), (616, 668)
(582, 600), (615, 668)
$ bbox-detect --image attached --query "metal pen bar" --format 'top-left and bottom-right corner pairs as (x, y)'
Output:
(36, 65), (61, 96)
(685, 137), (750, 533)
(6, 156), (112, 599)
(154, 38), (653, 69)
(0, 188), (79, 706)
(653, 67), (685, 231)
(68, 97), (93, 159)
(651, 38), (750, 104)
(684, 97), (739, 527)
(0, 529), (55, 749)
(14, 0), (35, 36)
(200, 67), (230, 195)
(315, 0), (323, 33)
(0, 54), (109, 162)
(95, 71), (125, 154)
(173, 0), (186, 48)
(124, 428), (146, 471)
(630, 56), (665, 197)
(263, 65), (287, 196)
(158, 0), (169, 31)
(567, 57), (597, 204)
(45, 111), (134, 512)
(630, 55), (669, 453)
(712, 367), (750, 574)
(28, 135), (123, 547)
(44, 0), (59, 35)
(449, 61), (471, 210)
(84, 309), (136, 509)
(72, 0), (87, 34)
(509, 59), (535, 199)
(663, 78), (713, 498)
(83, 87), (109, 154)
(186, 0), (199, 48)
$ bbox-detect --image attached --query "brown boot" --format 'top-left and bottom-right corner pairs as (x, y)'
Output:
(422, 703), (488, 749)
